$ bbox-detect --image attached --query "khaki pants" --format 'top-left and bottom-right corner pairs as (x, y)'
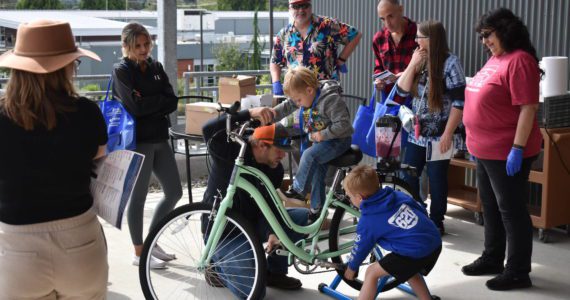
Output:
(0, 208), (108, 300)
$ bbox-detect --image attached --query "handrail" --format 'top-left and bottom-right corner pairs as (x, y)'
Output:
(1, 70), (274, 98)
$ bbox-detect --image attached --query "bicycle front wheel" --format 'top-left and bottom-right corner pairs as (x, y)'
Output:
(139, 203), (267, 300)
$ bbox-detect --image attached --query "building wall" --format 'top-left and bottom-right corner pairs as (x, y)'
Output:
(314, 0), (570, 98)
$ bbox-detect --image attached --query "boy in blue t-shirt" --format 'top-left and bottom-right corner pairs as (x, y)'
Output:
(343, 165), (442, 300)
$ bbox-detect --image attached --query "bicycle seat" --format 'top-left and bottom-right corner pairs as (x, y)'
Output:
(329, 145), (363, 167)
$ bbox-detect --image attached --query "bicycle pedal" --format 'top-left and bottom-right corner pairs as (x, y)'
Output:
(265, 245), (288, 256)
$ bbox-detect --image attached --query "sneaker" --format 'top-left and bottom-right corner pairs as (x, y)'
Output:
(132, 255), (167, 269)
(308, 210), (319, 224)
(266, 272), (302, 290)
(152, 244), (176, 261)
(205, 266), (225, 288)
(437, 223), (445, 236)
(486, 272), (532, 291)
(284, 187), (305, 201)
(462, 256), (504, 276)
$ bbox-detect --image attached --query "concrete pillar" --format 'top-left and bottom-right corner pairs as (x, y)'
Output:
(158, 0), (178, 124)
(157, 1), (177, 90)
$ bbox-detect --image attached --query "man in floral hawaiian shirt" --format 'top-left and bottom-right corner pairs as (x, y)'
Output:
(270, 0), (362, 95)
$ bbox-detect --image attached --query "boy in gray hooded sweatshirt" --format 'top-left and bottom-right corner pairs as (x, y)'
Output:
(272, 66), (353, 221)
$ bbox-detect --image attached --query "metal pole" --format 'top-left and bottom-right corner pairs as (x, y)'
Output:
(269, 0), (274, 57)
(200, 10), (205, 96)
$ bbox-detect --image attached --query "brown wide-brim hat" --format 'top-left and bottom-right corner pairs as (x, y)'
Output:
(0, 19), (101, 74)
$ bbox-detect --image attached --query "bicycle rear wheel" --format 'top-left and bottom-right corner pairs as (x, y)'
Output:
(379, 175), (420, 202)
(139, 203), (267, 300)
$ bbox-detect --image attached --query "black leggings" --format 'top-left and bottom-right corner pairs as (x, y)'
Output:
(127, 141), (183, 245)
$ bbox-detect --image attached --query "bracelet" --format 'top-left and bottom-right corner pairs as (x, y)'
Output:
(513, 144), (525, 150)
(338, 57), (346, 63)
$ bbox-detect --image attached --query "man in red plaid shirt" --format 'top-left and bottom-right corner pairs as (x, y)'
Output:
(372, 0), (418, 104)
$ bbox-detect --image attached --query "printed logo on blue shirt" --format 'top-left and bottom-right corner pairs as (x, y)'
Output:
(388, 204), (418, 229)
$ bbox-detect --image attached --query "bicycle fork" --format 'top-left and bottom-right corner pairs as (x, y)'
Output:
(197, 185), (237, 270)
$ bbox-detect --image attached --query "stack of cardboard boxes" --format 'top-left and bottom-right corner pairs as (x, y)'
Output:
(185, 75), (256, 135)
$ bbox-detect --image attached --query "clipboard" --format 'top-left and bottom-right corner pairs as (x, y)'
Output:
(426, 140), (454, 161)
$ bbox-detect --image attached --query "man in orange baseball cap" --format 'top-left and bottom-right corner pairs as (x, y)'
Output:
(202, 107), (307, 294)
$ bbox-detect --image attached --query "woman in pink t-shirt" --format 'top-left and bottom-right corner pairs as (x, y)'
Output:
(462, 8), (543, 291)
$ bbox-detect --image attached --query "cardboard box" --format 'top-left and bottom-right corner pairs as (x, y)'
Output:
(185, 102), (229, 135)
(218, 75), (256, 104)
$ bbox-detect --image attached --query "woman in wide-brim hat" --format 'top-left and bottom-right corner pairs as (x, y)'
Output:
(0, 20), (109, 298)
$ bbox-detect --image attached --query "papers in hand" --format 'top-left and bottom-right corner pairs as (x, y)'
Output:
(90, 150), (144, 229)
(373, 70), (397, 84)
(426, 140), (454, 161)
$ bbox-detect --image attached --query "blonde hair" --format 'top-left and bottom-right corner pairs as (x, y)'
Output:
(343, 165), (380, 198)
(0, 67), (77, 131)
(121, 22), (153, 58)
(283, 66), (319, 96)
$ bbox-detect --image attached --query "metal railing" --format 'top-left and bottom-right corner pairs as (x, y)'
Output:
(0, 74), (111, 97)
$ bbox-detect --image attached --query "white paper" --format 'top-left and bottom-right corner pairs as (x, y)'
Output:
(541, 56), (568, 97)
(240, 94), (261, 110)
(90, 150), (144, 229)
(426, 140), (454, 161)
(260, 94), (273, 107)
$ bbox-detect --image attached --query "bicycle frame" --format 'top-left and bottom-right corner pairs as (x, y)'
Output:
(197, 119), (361, 270)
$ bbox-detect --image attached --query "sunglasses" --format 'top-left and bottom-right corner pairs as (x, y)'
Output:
(478, 30), (495, 40)
(415, 35), (429, 40)
(290, 3), (311, 10)
(274, 137), (291, 147)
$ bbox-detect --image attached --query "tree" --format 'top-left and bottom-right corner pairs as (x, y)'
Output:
(249, 8), (262, 71)
(16, 0), (62, 9)
(79, 0), (126, 9)
(217, 0), (266, 11)
(213, 43), (247, 72)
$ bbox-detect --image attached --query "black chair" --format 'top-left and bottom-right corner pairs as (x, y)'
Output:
(169, 95), (213, 203)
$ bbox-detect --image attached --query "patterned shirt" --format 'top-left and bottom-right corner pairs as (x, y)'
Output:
(271, 14), (359, 80)
(372, 17), (417, 104)
(396, 54), (466, 148)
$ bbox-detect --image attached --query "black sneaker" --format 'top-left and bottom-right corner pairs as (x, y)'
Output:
(205, 266), (225, 288)
(433, 221), (445, 236)
(266, 272), (302, 290)
(486, 273), (532, 291)
(284, 187), (305, 201)
(308, 210), (320, 224)
(462, 256), (504, 276)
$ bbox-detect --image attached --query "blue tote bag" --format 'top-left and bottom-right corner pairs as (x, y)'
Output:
(364, 85), (399, 152)
(99, 76), (136, 153)
(351, 86), (378, 157)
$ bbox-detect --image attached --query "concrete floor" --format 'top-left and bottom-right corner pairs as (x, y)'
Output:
(105, 187), (570, 300)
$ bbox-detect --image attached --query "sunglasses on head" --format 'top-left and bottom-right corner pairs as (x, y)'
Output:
(478, 30), (495, 40)
(274, 137), (291, 147)
(290, 3), (311, 10)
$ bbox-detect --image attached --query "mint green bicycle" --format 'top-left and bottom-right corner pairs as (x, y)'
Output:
(139, 108), (418, 299)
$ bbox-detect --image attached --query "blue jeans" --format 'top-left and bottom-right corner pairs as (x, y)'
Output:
(212, 208), (308, 299)
(293, 137), (352, 211)
(477, 157), (535, 275)
(402, 142), (450, 225)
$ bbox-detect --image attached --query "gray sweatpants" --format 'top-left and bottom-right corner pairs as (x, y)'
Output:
(127, 141), (183, 245)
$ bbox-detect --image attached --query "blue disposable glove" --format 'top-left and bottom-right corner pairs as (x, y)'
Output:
(272, 81), (284, 95)
(339, 63), (348, 74)
(506, 147), (523, 176)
